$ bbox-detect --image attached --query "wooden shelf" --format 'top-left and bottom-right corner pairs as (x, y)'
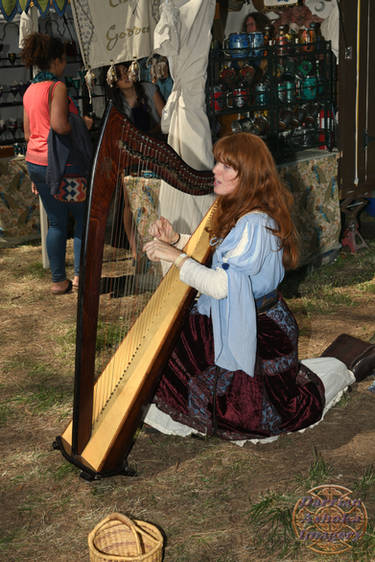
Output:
(0, 145), (14, 158)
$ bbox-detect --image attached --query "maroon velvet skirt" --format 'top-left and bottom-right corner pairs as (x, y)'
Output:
(153, 295), (325, 440)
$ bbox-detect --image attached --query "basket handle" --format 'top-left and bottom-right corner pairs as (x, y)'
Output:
(133, 520), (162, 546)
(115, 514), (161, 546)
(96, 513), (143, 555)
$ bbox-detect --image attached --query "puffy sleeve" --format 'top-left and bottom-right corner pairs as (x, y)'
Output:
(197, 213), (282, 377)
(219, 213), (281, 275)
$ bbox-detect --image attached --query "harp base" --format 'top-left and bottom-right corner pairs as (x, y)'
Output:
(52, 436), (137, 481)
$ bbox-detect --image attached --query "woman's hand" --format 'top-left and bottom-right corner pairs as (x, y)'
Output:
(31, 182), (38, 195)
(143, 238), (182, 263)
(83, 115), (94, 130)
(149, 216), (179, 244)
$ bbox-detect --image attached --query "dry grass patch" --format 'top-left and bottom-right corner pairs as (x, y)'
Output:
(1, 228), (375, 560)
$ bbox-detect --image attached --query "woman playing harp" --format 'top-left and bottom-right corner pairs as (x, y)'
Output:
(144, 133), (352, 440)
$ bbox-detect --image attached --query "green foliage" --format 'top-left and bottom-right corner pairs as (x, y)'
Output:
(248, 490), (301, 556)
(352, 465), (375, 498)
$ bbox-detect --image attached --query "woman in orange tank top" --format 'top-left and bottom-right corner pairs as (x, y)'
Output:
(22, 32), (92, 295)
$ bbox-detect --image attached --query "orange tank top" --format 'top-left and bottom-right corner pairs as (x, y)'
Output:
(23, 81), (79, 166)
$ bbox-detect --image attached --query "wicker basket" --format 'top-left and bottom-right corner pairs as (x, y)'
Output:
(88, 513), (164, 562)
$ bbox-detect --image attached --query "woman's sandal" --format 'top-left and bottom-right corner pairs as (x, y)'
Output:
(51, 280), (73, 295)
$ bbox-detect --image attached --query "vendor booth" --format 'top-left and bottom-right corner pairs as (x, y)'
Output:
(0, 0), (356, 267)
(0, 0), (105, 250)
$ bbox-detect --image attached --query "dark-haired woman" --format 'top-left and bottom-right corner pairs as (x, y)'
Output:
(107, 63), (165, 137)
(22, 32), (92, 295)
(143, 133), (332, 440)
(107, 62), (165, 261)
(242, 11), (270, 33)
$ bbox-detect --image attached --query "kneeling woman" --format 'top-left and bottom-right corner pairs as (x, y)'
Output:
(143, 133), (326, 440)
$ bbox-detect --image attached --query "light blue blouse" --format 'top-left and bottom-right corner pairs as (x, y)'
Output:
(197, 212), (285, 377)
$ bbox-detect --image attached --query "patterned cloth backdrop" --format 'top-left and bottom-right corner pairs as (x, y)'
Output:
(0, 152), (341, 265)
(278, 151), (341, 265)
(0, 155), (39, 246)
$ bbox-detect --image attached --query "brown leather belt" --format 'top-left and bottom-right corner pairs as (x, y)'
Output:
(255, 289), (279, 314)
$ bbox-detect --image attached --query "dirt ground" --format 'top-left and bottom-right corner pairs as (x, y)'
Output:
(0, 215), (375, 561)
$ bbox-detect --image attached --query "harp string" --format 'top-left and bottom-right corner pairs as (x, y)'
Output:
(60, 104), (216, 471)
(76, 106), (213, 434)
(94, 120), (130, 418)
(91, 127), (171, 423)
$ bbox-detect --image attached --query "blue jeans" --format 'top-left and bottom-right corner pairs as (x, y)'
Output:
(27, 162), (87, 282)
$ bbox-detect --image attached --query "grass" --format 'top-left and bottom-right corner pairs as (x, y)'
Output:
(1, 360), (71, 414)
(247, 452), (375, 561)
(248, 490), (302, 557)
(350, 521), (375, 561)
(1, 233), (375, 561)
(25, 262), (46, 278)
(0, 403), (11, 426)
(335, 390), (352, 408)
(96, 320), (127, 351)
(300, 291), (356, 315)
(352, 465), (375, 498)
(281, 238), (375, 298)
(295, 447), (334, 489)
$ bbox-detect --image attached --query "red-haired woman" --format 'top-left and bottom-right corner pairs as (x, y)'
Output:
(143, 133), (325, 440)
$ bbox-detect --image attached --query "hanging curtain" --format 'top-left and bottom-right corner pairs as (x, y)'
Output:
(155, 0), (216, 170)
(155, 0), (216, 235)
(0, 0), (69, 21)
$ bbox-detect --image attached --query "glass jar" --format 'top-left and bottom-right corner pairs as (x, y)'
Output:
(276, 25), (289, 56)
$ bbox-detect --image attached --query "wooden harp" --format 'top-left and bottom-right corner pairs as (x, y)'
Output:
(54, 103), (214, 479)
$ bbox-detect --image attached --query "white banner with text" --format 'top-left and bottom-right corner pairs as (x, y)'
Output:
(71, 0), (160, 69)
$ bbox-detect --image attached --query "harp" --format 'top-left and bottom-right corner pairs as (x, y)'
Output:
(54, 103), (215, 479)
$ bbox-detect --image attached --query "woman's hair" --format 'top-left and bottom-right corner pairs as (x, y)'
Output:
(21, 32), (65, 69)
(242, 11), (270, 33)
(209, 133), (299, 270)
(106, 63), (146, 109)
